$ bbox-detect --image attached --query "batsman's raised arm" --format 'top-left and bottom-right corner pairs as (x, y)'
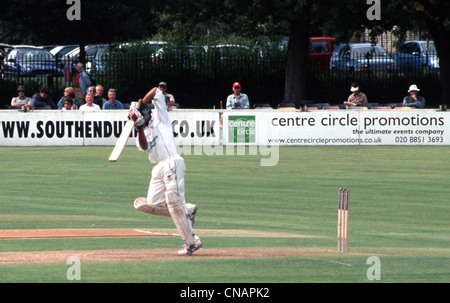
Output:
(142, 87), (158, 105)
(127, 98), (152, 151)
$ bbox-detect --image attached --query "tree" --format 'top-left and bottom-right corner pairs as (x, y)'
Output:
(0, 0), (158, 62)
(372, 0), (450, 104)
(2, 1), (448, 104)
(155, 0), (449, 105)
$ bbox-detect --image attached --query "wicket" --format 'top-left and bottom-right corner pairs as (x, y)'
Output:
(337, 188), (349, 252)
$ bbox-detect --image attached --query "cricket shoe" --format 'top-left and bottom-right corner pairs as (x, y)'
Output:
(178, 235), (202, 256)
(186, 203), (198, 227)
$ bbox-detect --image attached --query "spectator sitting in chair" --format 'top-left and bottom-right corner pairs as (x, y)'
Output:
(57, 87), (80, 109)
(226, 82), (250, 109)
(158, 82), (175, 101)
(79, 93), (101, 111)
(402, 84), (425, 108)
(344, 82), (368, 107)
(61, 97), (75, 111)
(30, 87), (56, 110)
(103, 88), (124, 110)
(94, 84), (107, 109)
(10, 86), (32, 109)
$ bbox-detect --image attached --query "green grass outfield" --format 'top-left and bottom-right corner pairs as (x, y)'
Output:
(0, 145), (449, 284)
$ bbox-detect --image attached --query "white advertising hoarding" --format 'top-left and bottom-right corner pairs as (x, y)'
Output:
(1, 109), (448, 146)
(0, 110), (220, 146)
(223, 109), (449, 146)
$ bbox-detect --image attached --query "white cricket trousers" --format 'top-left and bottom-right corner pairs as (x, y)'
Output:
(147, 154), (186, 208)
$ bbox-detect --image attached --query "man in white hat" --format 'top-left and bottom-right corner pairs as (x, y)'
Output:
(344, 82), (368, 107)
(403, 84), (425, 108)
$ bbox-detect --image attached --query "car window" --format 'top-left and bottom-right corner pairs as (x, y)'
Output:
(351, 46), (386, 57)
(410, 43), (420, 54)
(7, 49), (18, 59)
(420, 41), (436, 54)
(311, 41), (330, 53)
(86, 48), (98, 56)
(57, 47), (77, 58)
(403, 43), (412, 55)
(339, 46), (350, 58)
(17, 49), (54, 61)
(399, 43), (409, 54)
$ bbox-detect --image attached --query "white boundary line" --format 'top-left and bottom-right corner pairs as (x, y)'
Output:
(135, 229), (178, 236)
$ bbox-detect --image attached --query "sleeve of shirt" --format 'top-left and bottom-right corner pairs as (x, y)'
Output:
(243, 94), (250, 108)
(57, 98), (64, 108)
(153, 89), (171, 125)
(402, 96), (410, 106)
(417, 97), (425, 108)
(79, 72), (91, 93)
(226, 95), (232, 109)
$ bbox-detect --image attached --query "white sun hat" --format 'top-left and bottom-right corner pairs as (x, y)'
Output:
(408, 84), (420, 93)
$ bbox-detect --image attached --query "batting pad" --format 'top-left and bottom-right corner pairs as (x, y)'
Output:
(165, 191), (195, 246)
(134, 197), (170, 217)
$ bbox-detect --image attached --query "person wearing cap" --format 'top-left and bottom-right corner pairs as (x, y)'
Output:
(344, 82), (368, 107)
(10, 86), (32, 109)
(158, 82), (177, 110)
(226, 82), (250, 109)
(402, 84), (425, 108)
(30, 86), (56, 110)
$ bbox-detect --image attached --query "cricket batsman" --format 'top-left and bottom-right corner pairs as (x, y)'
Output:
(128, 86), (202, 256)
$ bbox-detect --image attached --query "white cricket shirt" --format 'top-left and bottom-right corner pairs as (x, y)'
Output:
(138, 88), (179, 163)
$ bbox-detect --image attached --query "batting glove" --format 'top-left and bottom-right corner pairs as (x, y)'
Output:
(128, 108), (145, 128)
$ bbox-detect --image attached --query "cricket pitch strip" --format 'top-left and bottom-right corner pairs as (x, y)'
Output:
(0, 228), (330, 264)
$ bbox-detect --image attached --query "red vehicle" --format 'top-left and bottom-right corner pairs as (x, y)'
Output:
(309, 37), (335, 72)
(0, 43), (13, 73)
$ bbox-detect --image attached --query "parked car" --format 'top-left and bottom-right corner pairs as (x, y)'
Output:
(63, 44), (108, 73)
(50, 45), (79, 72)
(40, 45), (58, 51)
(310, 37), (335, 71)
(118, 40), (168, 65)
(51, 45), (78, 61)
(0, 43), (13, 57)
(330, 43), (398, 73)
(1, 46), (62, 77)
(394, 40), (439, 73)
(118, 40), (168, 53)
(205, 44), (258, 66)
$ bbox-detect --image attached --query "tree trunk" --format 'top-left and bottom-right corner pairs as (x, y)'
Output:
(435, 28), (450, 106)
(79, 43), (86, 65)
(283, 19), (310, 107)
(427, 21), (450, 106)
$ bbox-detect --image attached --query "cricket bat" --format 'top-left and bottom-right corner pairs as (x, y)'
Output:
(108, 119), (135, 162)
